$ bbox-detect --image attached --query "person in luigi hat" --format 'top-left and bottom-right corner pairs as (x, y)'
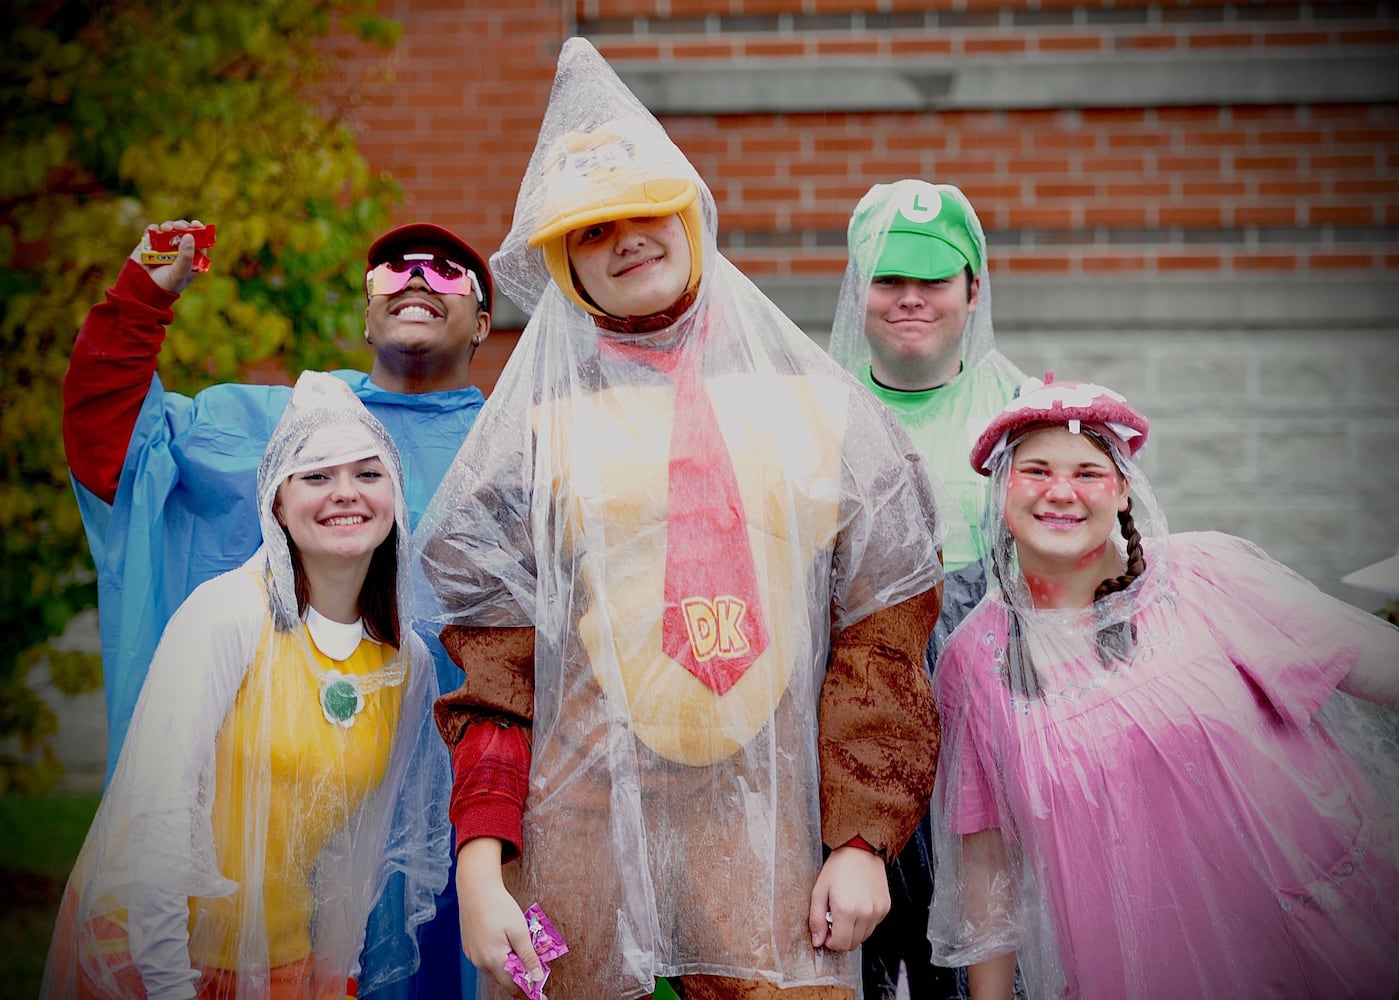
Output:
(63, 217), (495, 1000)
(828, 182), (1025, 1000)
(419, 38), (948, 1000)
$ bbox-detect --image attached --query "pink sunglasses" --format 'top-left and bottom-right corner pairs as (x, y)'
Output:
(366, 253), (484, 302)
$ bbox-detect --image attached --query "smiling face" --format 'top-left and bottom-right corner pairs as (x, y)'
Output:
(1003, 426), (1130, 591)
(365, 244), (489, 392)
(565, 214), (692, 319)
(863, 268), (979, 388)
(275, 456), (395, 573)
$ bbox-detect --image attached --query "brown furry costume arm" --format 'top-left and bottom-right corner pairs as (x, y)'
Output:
(818, 585), (943, 857)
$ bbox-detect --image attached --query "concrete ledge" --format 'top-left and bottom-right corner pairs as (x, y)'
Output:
(762, 274), (1399, 333)
(617, 52), (1399, 114)
(490, 274), (1399, 332)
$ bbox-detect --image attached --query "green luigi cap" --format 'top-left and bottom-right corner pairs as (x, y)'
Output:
(857, 180), (984, 281)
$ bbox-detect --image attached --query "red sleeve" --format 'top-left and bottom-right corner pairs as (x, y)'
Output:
(63, 259), (179, 503)
(435, 624), (536, 860)
(449, 720), (531, 860)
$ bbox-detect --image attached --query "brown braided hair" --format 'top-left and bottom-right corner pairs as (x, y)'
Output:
(1092, 499), (1145, 667)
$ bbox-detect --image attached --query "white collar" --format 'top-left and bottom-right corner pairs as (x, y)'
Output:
(304, 605), (375, 660)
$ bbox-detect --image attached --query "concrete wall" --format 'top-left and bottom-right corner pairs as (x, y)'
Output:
(331, 0), (1399, 606)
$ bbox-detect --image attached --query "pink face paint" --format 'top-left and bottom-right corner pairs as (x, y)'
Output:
(1024, 573), (1063, 606)
(1074, 542), (1111, 571)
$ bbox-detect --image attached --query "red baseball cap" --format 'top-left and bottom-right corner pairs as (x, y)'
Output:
(366, 222), (493, 313)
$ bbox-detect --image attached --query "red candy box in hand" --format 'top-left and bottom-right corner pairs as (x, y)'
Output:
(141, 223), (217, 272)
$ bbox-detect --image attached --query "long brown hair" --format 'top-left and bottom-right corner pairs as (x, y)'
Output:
(285, 523), (401, 649)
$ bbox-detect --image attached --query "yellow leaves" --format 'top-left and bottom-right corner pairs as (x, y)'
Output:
(1, 1), (405, 792)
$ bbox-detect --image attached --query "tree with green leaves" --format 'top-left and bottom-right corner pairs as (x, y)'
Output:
(1, 0), (402, 792)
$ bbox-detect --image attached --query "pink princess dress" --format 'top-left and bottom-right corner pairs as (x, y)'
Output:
(929, 525), (1399, 998)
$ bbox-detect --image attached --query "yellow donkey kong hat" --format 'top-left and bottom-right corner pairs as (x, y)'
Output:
(527, 121), (704, 316)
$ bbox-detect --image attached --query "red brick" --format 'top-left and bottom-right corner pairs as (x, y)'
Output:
(816, 38), (884, 57)
(1118, 33), (1181, 51)
(1333, 128), (1399, 146)
(1081, 108), (1149, 126)
(1261, 30), (1329, 47)
(1234, 156), (1301, 172)
(890, 37), (955, 57)
(1231, 106), (1304, 122)
(1233, 253), (1300, 272)
(1034, 131), (1098, 152)
(1310, 104), (1385, 123)
(1182, 180), (1249, 197)
(1082, 204), (1151, 227)
(739, 134), (803, 156)
(885, 130), (953, 153)
(1158, 153), (1225, 173)
(667, 0), (726, 14)
(1307, 252), (1378, 270)
(1105, 180), (1173, 198)
(1083, 155), (1150, 175)
(963, 37), (1030, 56)
(1256, 179), (1324, 196)
(1158, 253), (1221, 272)
(1187, 32), (1256, 49)
(1159, 205), (1226, 227)
(1003, 255), (1077, 274)
(1008, 206), (1079, 228)
(1337, 27), (1399, 45)
(1309, 204), (1380, 225)
(1081, 253), (1150, 273)
(789, 255), (845, 276)
(721, 209), (782, 231)
(673, 41), (738, 60)
(742, 39), (810, 59)
(813, 134), (876, 154)
(1334, 178), (1399, 196)
(1106, 131), (1175, 151)
(955, 131), (1024, 152)
(958, 182), (1021, 202)
(1034, 181), (1097, 199)
(1036, 34), (1103, 53)
(924, 156), (1001, 176)
(1256, 128), (1327, 147)
(1235, 203), (1302, 226)
(1309, 153), (1377, 171)
(857, 156), (933, 178)
(1155, 107), (1225, 124)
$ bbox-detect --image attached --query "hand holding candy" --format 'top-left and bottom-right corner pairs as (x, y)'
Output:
(504, 904), (568, 999)
(132, 220), (215, 293)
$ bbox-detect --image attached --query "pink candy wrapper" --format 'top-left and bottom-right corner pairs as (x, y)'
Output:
(504, 903), (569, 998)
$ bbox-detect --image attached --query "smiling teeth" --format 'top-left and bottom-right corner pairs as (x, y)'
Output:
(323, 516), (366, 526)
(395, 305), (436, 319)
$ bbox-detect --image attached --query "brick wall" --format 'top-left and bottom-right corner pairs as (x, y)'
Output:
(331, 1), (1399, 604)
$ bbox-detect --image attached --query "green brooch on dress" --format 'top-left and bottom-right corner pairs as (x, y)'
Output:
(321, 675), (363, 726)
(315, 660), (406, 729)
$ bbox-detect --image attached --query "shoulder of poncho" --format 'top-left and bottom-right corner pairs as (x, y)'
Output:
(176, 563), (272, 638)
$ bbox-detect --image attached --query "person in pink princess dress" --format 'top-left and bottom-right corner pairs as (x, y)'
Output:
(926, 373), (1399, 999)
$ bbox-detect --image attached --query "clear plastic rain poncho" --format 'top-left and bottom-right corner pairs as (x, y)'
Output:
(416, 37), (944, 998)
(829, 179), (1024, 582)
(44, 372), (451, 1000)
(926, 377), (1399, 998)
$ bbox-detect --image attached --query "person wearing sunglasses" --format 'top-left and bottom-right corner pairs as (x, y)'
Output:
(62, 219), (494, 1000)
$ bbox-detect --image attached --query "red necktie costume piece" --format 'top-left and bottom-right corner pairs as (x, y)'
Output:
(599, 328), (768, 695)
